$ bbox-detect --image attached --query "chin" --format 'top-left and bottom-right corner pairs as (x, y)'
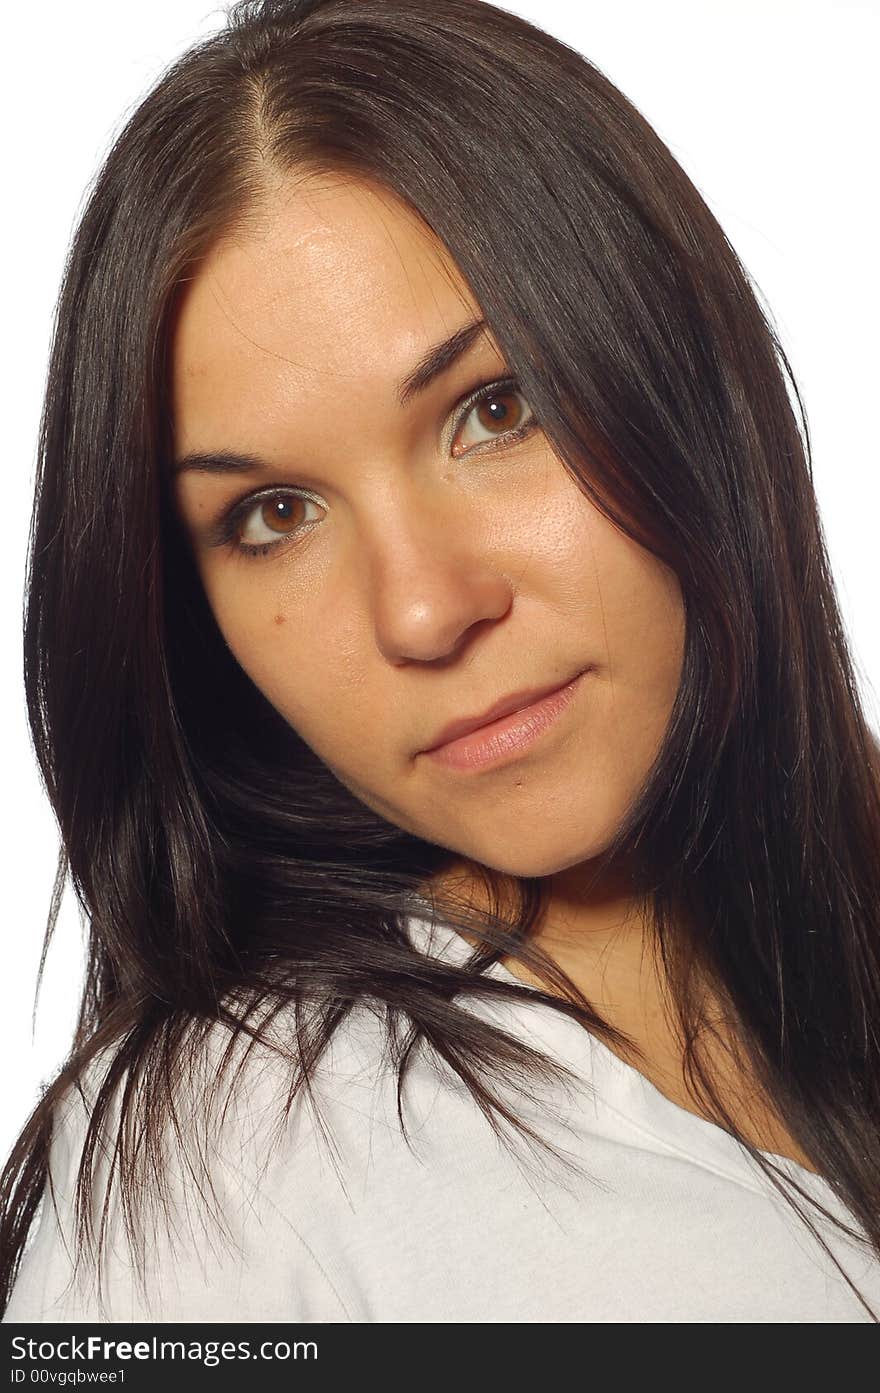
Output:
(459, 833), (614, 882)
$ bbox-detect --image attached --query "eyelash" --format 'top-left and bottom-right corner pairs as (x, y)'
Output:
(210, 375), (538, 560)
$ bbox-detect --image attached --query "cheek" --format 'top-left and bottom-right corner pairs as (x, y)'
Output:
(600, 553), (686, 696)
(215, 600), (389, 783)
(547, 484), (686, 774)
(557, 479), (686, 681)
(200, 575), (329, 732)
(577, 546), (685, 792)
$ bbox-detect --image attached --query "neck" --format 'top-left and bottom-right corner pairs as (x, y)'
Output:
(421, 857), (818, 1175)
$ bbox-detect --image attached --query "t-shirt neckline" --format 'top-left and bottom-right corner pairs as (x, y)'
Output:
(405, 909), (844, 1211)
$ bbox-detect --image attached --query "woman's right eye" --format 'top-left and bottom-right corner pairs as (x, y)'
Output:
(226, 490), (325, 559)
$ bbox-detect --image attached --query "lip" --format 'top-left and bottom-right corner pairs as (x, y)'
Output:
(419, 667), (590, 771)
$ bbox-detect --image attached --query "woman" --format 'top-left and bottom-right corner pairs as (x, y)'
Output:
(3, 0), (880, 1322)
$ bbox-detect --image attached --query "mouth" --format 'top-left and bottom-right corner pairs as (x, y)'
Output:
(418, 667), (591, 773)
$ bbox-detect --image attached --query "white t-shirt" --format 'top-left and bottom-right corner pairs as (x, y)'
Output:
(5, 912), (880, 1323)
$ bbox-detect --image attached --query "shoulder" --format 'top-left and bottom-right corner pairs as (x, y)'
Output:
(6, 976), (583, 1324)
(5, 998), (396, 1323)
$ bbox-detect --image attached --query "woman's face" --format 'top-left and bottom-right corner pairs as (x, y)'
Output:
(170, 173), (685, 879)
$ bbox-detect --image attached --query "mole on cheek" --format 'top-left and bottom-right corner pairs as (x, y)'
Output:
(274, 614), (286, 626)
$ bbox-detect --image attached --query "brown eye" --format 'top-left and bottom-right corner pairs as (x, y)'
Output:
(477, 390), (524, 431)
(233, 491), (325, 555)
(253, 496), (308, 537)
(452, 383), (535, 457)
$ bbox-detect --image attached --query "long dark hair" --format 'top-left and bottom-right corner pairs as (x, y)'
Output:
(4, 0), (880, 1319)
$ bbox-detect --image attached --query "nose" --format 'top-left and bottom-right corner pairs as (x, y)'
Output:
(364, 502), (515, 664)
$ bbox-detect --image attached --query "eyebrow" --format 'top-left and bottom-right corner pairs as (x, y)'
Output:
(171, 314), (489, 477)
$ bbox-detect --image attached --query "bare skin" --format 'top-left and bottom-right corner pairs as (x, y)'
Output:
(431, 862), (818, 1173)
(169, 171), (815, 1175)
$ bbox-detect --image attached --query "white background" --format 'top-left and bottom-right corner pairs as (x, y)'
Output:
(2, 0), (878, 1160)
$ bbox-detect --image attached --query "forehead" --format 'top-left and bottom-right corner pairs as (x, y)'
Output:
(170, 173), (480, 448)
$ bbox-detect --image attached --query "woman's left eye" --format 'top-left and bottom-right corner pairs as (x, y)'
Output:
(451, 379), (537, 456)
